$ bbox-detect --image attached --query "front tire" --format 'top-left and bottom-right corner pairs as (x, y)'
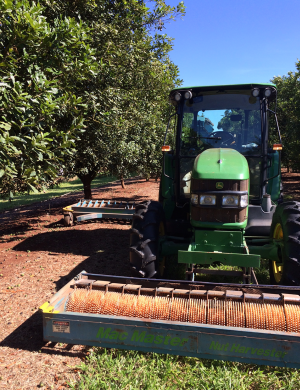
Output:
(269, 201), (300, 285)
(130, 201), (164, 278)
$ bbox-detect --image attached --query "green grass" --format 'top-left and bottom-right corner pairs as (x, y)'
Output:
(190, 258), (270, 285)
(70, 348), (300, 390)
(0, 174), (118, 212)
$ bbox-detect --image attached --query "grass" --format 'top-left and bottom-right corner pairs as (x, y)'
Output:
(193, 258), (271, 285)
(70, 348), (300, 390)
(0, 174), (118, 212)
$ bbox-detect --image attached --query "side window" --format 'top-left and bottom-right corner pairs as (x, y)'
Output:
(179, 157), (194, 198)
(247, 157), (261, 200)
(181, 113), (195, 149)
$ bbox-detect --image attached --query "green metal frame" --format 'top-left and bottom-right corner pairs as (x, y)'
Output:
(178, 230), (260, 267)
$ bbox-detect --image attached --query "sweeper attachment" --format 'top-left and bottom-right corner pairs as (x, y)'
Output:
(40, 272), (300, 368)
(63, 199), (136, 226)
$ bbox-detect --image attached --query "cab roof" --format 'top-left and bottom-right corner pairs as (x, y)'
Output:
(170, 83), (276, 94)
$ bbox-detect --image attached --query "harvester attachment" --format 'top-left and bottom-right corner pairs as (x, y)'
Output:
(41, 272), (300, 368)
(63, 199), (135, 226)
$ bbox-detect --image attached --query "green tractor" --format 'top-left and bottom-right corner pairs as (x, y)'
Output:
(130, 83), (300, 285)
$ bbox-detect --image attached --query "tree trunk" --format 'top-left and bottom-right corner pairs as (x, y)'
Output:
(78, 173), (95, 199)
(120, 177), (126, 189)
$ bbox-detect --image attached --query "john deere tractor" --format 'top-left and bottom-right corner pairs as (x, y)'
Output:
(130, 83), (300, 285)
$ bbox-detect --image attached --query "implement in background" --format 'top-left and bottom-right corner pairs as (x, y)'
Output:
(63, 199), (135, 226)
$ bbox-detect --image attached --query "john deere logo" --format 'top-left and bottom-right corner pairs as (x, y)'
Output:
(216, 182), (223, 189)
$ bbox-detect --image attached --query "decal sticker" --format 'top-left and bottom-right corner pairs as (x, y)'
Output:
(53, 320), (70, 333)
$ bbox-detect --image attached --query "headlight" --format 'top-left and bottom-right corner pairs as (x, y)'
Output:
(174, 92), (181, 102)
(191, 194), (199, 205)
(251, 88), (260, 97)
(240, 194), (248, 207)
(264, 88), (272, 98)
(200, 194), (216, 205)
(184, 90), (192, 100)
(222, 195), (239, 206)
(222, 194), (248, 207)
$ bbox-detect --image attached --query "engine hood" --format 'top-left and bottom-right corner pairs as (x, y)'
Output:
(192, 148), (249, 181)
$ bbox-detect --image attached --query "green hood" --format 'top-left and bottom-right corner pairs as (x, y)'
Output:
(192, 148), (249, 181)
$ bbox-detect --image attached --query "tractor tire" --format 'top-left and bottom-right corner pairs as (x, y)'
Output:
(269, 201), (300, 285)
(130, 200), (164, 278)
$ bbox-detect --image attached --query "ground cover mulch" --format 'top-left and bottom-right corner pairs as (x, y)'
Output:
(0, 170), (299, 389)
(0, 177), (159, 389)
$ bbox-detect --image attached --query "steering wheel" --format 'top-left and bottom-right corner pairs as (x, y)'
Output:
(209, 131), (234, 146)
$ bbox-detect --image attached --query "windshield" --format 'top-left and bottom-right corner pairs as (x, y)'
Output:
(181, 91), (261, 157)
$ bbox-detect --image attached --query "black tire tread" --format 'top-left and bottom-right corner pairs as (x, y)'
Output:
(130, 200), (164, 278)
(269, 201), (300, 285)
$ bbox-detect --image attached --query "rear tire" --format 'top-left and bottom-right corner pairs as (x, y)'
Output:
(269, 201), (300, 285)
(130, 201), (164, 278)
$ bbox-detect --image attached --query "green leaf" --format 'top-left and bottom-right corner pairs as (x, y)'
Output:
(0, 122), (11, 130)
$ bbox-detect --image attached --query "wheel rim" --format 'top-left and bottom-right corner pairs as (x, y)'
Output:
(272, 223), (284, 283)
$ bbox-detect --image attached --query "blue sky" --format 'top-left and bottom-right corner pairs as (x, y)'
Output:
(162, 0), (300, 87)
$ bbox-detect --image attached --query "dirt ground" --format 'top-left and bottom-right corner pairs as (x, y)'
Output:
(0, 171), (299, 389)
(0, 177), (159, 389)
